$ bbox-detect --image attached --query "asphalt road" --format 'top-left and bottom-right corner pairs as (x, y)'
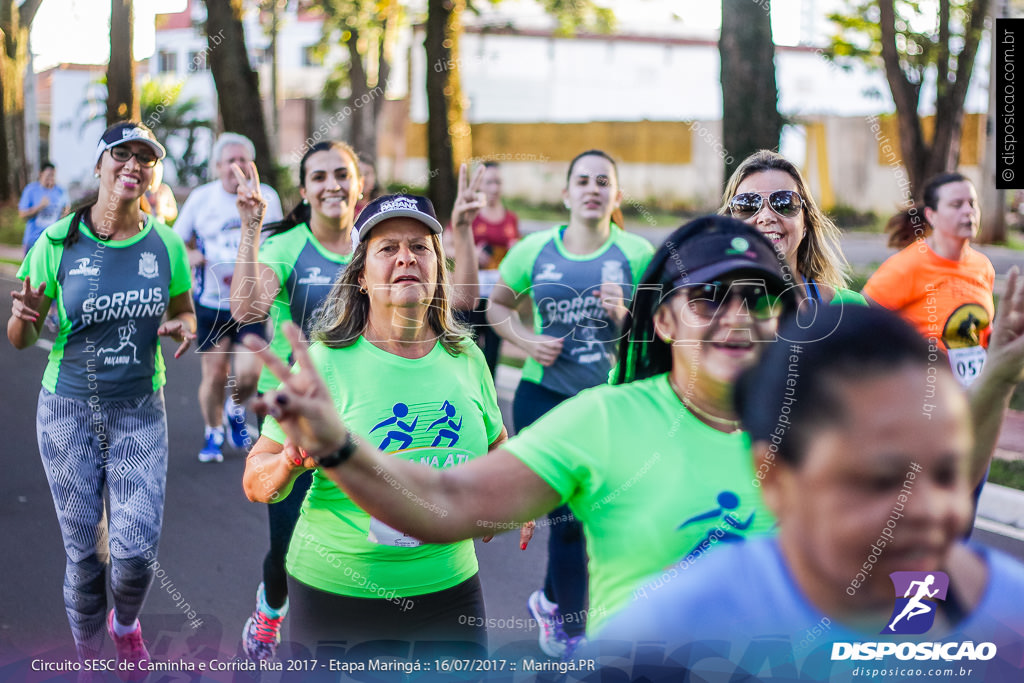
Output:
(0, 272), (551, 682)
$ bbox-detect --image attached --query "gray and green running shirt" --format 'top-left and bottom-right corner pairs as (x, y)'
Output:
(498, 224), (654, 395)
(257, 223), (352, 394)
(18, 213), (191, 401)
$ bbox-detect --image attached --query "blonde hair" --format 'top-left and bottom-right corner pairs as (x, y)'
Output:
(719, 150), (850, 290)
(311, 229), (471, 355)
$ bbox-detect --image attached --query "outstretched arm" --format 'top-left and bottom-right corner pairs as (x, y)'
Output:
(243, 323), (561, 543)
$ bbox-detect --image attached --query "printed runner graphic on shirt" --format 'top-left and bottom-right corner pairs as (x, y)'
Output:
(97, 320), (141, 366)
(366, 399), (474, 547)
(678, 491), (756, 561)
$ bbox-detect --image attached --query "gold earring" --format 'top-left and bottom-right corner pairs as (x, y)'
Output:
(359, 285), (367, 294)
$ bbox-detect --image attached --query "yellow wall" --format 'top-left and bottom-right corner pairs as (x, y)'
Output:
(405, 120), (693, 164)
(874, 113), (985, 166)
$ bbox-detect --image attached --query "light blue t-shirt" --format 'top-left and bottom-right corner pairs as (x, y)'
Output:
(19, 182), (69, 251)
(595, 538), (1024, 682)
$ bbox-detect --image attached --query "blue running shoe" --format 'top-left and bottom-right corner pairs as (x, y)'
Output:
(225, 398), (252, 450)
(198, 431), (224, 463)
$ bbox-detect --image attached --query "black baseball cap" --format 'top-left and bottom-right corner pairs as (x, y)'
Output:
(665, 216), (794, 292)
(95, 122), (166, 166)
(353, 194), (444, 242)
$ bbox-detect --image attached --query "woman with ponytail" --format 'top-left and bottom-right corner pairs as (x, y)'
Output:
(230, 140), (363, 661)
(863, 172), (995, 390)
(485, 149), (654, 655)
(7, 121), (195, 673)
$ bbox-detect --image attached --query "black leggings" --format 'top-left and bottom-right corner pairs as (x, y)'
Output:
(512, 380), (588, 637)
(286, 573), (487, 657)
(256, 409), (314, 609)
(458, 302), (501, 377)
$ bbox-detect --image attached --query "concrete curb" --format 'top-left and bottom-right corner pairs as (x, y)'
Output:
(978, 482), (1024, 530)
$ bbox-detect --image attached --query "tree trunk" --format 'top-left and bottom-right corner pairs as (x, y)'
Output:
(424, 0), (469, 223)
(980, 0), (1006, 243)
(107, 0), (138, 125)
(719, 0), (783, 184)
(879, 0), (988, 203)
(0, 0), (40, 201)
(346, 28), (378, 163)
(203, 0), (278, 189)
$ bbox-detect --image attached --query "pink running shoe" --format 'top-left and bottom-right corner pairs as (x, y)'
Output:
(106, 609), (150, 681)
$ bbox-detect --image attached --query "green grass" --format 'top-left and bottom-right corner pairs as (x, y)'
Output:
(828, 205), (884, 232)
(988, 458), (1024, 490)
(0, 204), (23, 246)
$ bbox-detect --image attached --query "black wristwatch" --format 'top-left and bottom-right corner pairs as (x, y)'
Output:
(313, 432), (358, 468)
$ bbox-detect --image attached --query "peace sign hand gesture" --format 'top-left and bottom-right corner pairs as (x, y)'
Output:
(451, 163), (486, 230)
(232, 161), (267, 234)
(244, 322), (349, 460)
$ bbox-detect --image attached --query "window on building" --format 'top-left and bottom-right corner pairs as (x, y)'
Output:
(188, 50), (209, 72)
(158, 50), (178, 74)
(250, 47), (270, 68)
(302, 45), (324, 67)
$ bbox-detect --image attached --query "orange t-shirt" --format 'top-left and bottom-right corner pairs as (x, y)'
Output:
(863, 239), (994, 385)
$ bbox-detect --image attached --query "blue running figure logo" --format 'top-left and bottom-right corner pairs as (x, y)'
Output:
(882, 571), (949, 634)
(370, 403), (419, 450)
(426, 400), (462, 447)
(679, 491), (755, 558)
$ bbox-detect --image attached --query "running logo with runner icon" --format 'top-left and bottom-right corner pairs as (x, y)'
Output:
(369, 400), (464, 451)
(881, 571), (949, 634)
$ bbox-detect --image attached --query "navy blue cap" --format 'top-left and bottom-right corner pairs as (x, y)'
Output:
(95, 122), (166, 165)
(353, 194), (444, 242)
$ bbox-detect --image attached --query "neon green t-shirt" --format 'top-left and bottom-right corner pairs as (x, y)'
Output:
(18, 214), (191, 400)
(503, 374), (776, 633)
(498, 225), (654, 395)
(262, 337), (504, 597)
(256, 224), (352, 393)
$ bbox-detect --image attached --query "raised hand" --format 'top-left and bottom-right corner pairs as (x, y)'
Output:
(11, 276), (47, 323)
(985, 266), (1024, 385)
(451, 163), (486, 229)
(244, 322), (348, 460)
(232, 161), (267, 232)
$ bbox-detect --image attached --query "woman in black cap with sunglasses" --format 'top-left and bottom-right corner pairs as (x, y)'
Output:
(241, 216), (800, 639)
(720, 150), (865, 306)
(7, 121), (195, 675)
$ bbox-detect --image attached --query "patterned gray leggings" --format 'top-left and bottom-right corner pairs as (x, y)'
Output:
(36, 388), (168, 655)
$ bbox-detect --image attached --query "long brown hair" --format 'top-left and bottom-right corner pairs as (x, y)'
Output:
(310, 228), (470, 355)
(719, 150), (850, 290)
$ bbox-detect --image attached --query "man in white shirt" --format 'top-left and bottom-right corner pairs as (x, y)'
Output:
(175, 133), (284, 462)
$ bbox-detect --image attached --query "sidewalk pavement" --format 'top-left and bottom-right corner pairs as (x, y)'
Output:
(3, 237), (1024, 534)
